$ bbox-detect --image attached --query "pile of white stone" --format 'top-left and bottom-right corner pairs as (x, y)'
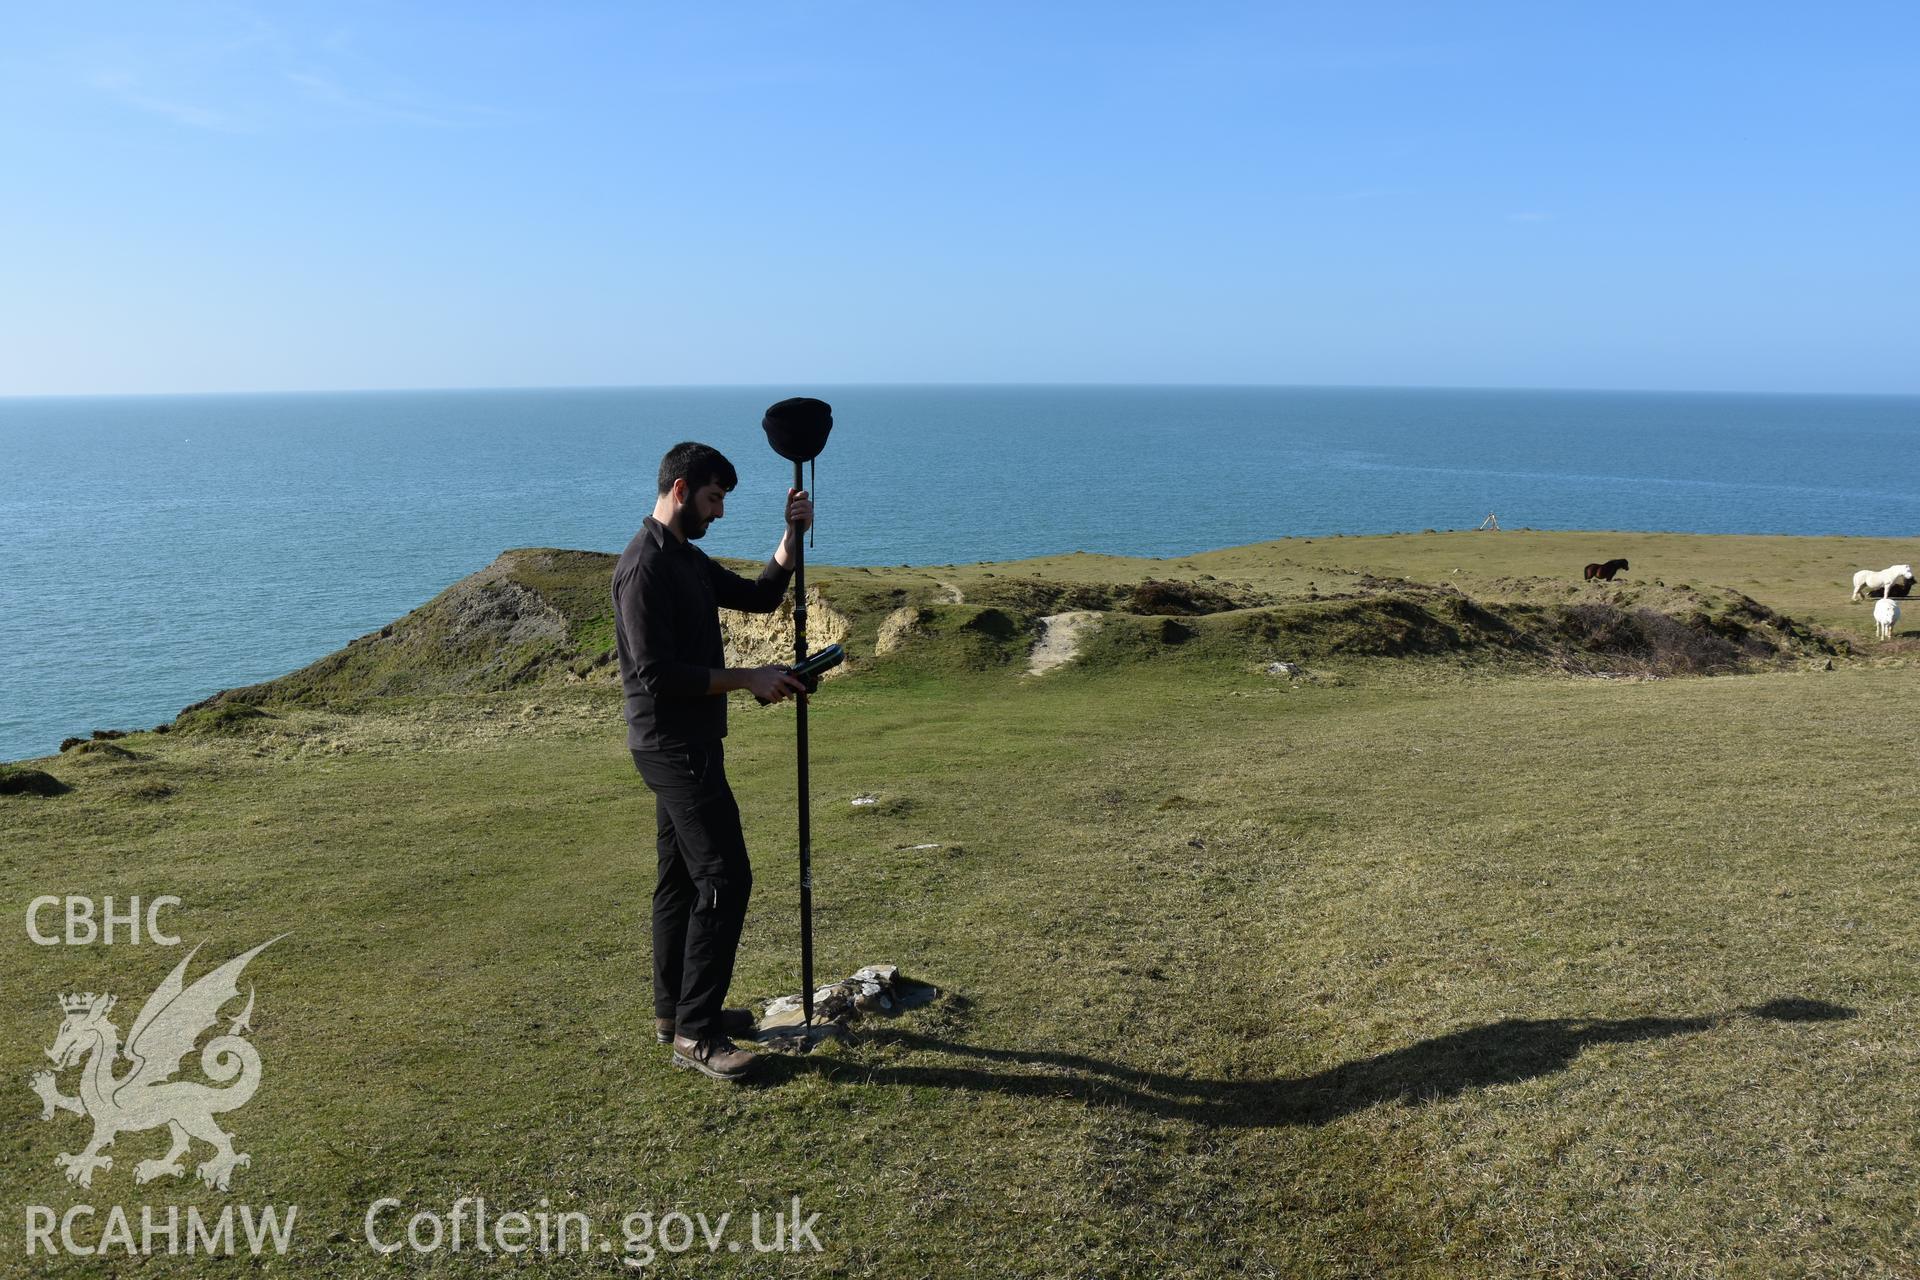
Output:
(754, 964), (939, 1050)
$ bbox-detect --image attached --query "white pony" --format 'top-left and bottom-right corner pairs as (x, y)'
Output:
(1874, 593), (1901, 640)
(1851, 564), (1914, 601)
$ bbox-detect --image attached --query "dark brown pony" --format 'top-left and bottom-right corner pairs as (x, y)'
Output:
(1583, 558), (1629, 582)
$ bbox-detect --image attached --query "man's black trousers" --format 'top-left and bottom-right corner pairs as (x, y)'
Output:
(631, 741), (753, 1040)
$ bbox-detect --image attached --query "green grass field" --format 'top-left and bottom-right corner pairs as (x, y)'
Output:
(3, 532), (1916, 1277)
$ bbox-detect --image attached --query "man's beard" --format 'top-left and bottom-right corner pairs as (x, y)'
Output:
(683, 513), (711, 540)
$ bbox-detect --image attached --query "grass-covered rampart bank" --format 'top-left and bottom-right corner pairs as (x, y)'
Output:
(3, 531), (1916, 1278)
(145, 529), (1910, 716)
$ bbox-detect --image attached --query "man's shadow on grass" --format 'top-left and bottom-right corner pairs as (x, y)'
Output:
(761, 997), (1852, 1127)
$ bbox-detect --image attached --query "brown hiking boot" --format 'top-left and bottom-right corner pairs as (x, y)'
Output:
(671, 1034), (759, 1081)
(655, 1008), (756, 1044)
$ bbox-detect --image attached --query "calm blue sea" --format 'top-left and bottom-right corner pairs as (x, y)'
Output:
(3, 384), (1917, 762)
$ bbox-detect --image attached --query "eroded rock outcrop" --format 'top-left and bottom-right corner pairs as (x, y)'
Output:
(722, 587), (851, 671)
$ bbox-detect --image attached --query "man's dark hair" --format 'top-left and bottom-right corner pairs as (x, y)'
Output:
(657, 442), (738, 497)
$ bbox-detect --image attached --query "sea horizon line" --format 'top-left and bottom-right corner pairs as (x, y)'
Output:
(6, 380), (1920, 404)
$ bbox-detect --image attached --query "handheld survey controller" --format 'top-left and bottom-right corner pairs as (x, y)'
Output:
(755, 643), (846, 705)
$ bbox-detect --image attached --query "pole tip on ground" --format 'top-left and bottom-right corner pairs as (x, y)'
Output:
(755, 1021), (853, 1055)
(753, 963), (941, 1053)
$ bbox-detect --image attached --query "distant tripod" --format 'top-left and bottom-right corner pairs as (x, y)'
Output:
(1476, 512), (1501, 531)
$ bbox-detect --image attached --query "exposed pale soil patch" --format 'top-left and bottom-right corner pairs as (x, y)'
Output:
(721, 587), (851, 671)
(1027, 611), (1103, 675)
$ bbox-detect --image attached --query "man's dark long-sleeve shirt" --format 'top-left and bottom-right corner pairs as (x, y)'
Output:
(613, 516), (793, 750)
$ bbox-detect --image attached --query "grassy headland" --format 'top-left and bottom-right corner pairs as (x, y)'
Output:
(3, 531), (1916, 1278)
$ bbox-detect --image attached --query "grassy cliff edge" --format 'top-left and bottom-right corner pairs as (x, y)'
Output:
(4, 530), (1916, 1278)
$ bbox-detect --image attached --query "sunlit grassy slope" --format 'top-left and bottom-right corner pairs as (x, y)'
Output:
(2, 531), (1915, 1278)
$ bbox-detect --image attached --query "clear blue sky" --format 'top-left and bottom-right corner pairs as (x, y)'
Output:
(3, 2), (1915, 396)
